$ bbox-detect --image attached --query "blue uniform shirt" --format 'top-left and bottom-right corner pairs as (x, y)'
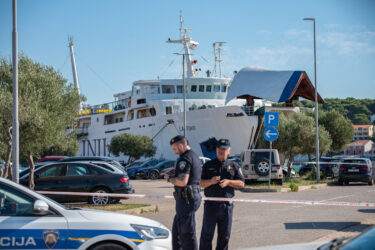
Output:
(201, 158), (245, 198)
(174, 149), (202, 186)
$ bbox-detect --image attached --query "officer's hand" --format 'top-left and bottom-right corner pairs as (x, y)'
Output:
(219, 179), (230, 188)
(161, 173), (168, 181)
(211, 176), (220, 185)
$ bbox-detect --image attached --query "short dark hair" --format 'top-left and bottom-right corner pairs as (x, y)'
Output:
(170, 135), (187, 146)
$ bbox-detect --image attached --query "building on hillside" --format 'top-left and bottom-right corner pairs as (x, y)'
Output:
(353, 125), (374, 141)
(345, 140), (375, 158)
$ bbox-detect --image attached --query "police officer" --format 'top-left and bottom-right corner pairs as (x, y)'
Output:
(166, 135), (202, 250)
(199, 139), (245, 250)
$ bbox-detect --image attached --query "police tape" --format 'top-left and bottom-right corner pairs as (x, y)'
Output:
(291, 161), (369, 166)
(37, 191), (375, 207)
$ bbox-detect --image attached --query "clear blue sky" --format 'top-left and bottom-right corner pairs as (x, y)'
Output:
(1, 0), (374, 105)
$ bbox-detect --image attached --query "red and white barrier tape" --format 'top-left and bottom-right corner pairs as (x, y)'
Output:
(37, 191), (375, 208)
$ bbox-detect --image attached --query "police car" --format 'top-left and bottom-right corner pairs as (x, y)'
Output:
(0, 177), (171, 250)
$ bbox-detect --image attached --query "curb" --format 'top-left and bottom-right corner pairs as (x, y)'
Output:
(241, 183), (328, 193)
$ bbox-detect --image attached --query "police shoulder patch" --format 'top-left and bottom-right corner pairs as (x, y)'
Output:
(178, 160), (187, 171)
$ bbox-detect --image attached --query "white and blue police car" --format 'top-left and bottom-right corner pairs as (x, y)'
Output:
(0, 177), (171, 249)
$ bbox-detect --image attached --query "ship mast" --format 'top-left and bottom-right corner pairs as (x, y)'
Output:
(69, 36), (82, 110)
(213, 41), (226, 78)
(167, 11), (198, 78)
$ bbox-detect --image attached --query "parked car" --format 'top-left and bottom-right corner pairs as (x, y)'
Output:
(298, 156), (339, 178)
(37, 155), (67, 163)
(141, 160), (175, 180)
(240, 149), (283, 185)
(338, 157), (374, 185)
(124, 160), (145, 170)
(19, 161), (134, 205)
(58, 156), (125, 171)
(127, 159), (165, 179)
(0, 177), (171, 249)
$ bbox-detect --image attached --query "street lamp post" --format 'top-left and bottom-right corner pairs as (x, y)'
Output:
(12, 0), (19, 183)
(304, 17), (320, 183)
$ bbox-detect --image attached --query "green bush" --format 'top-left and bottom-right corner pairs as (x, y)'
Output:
(304, 170), (325, 180)
(289, 182), (299, 192)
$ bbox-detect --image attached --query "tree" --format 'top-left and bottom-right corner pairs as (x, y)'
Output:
(0, 55), (81, 188)
(319, 110), (354, 152)
(109, 133), (156, 164)
(352, 113), (370, 125)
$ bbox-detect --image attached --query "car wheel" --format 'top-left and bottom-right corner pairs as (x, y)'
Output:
(368, 179), (374, 186)
(344, 180), (349, 185)
(338, 179), (344, 185)
(89, 242), (129, 250)
(89, 187), (111, 206)
(255, 160), (270, 176)
(149, 170), (159, 180)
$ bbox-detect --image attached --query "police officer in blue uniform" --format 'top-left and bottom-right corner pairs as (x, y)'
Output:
(199, 139), (245, 250)
(166, 135), (202, 250)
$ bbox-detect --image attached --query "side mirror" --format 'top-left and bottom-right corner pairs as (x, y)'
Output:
(33, 200), (50, 215)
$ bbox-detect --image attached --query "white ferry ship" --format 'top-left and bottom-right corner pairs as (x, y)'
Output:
(75, 14), (323, 161)
(76, 15), (260, 160)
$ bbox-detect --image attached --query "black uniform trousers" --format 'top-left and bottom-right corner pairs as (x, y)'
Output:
(172, 193), (202, 250)
(199, 201), (233, 250)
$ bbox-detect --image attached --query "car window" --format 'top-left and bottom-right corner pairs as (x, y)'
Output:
(67, 165), (91, 176)
(94, 163), (115, 172)
(39, 165), (65, 178)
(0, 183), (34, 216)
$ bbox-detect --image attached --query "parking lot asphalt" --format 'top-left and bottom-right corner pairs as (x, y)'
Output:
(123, 179), (375, 249)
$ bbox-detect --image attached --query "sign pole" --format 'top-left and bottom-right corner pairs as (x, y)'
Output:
(268, 141), (272, 189)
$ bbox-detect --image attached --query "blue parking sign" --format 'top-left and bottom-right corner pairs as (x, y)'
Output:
(264, 127), (279, 142)
(264, 112), (279, 127)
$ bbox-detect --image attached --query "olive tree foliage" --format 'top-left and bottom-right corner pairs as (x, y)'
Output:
(258, 112), (332, 177)
(318, 110), (354, 152)
(0, 55), (82, 188)
(109, 133), (156, 164)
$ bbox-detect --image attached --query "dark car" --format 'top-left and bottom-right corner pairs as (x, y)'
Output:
(141, 160), (175, 180)
(58, 156), (125, 171)
(123, 161), (145, 170)
(19, 161), (134, 205)
(160, 167), (175, 177)
(338, 157), (374, 185)
(127, 159), (165, 179)
(298, 156), (339, 178)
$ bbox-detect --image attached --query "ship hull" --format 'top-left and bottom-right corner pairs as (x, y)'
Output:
(78, 106), (258, 160)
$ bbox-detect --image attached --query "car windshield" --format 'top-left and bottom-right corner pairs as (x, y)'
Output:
(109, 160), (125, 169)
(340, 226), (375, 249)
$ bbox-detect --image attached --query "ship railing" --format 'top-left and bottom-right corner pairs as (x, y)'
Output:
(78, 100), (130, 116)
(241, 106), (255, 116)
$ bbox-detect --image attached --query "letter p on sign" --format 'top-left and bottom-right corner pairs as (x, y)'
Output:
(264, 112), (279, 127)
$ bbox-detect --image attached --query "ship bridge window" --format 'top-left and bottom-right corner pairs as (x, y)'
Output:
(221, 86), (227, 92)
(132, 86), (141, 95)
(206, 85), (212, 92)
(177, 85), (183, 93)
(144, 85), (160, 94)
(166, 106), (173, 115)
(199, 85), (204, 92)
(191, 85), (197, 92)
(162, 85), (175, 94)
(213, 85), (220, 92)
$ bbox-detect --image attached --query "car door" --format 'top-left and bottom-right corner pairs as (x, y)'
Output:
(0, 183), (68, 249)
(34, 164), (67, 201)
(64, 163), (95, 202)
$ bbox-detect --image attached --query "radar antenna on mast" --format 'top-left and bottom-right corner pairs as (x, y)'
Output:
(213, 41), (226, 78)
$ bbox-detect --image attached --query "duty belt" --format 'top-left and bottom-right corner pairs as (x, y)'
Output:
(174, 185), (201, 203)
